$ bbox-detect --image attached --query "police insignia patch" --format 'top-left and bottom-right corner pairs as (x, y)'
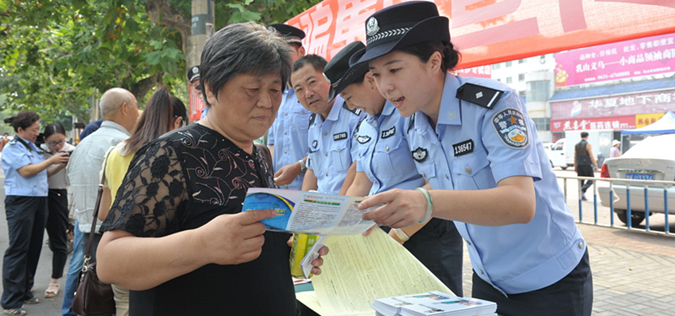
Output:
(356, 135), (371, 144)
(312, 140), (318, 149)
(492, 108), (529, 149)
(411, 147), (428, 162)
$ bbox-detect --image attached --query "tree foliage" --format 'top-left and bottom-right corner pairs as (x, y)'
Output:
(0, 0), (320, 124)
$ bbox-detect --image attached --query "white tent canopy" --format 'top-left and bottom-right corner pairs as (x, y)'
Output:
(622, 111), (675, 135)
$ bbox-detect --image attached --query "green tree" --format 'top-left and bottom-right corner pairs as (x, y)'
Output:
(0, 0), (320, 124)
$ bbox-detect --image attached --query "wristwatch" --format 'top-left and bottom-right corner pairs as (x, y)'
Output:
(298, 159), (307, 173)
(392, 228), (410, 243)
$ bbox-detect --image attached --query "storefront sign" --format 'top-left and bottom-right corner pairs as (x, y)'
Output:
(550, 115), (635, 132)
(550, 89), (675, 120)
(286, 0), (675, 68)
(555, 32), (675, 87)
(635, 112), (665, 128)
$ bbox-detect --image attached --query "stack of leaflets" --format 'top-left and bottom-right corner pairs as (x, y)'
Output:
(372, 291), (497, 316)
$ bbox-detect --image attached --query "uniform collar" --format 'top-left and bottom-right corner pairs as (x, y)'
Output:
(437, 73), (462, 126)
(325, 95), (345, 122)
(381, 100), (396, 117)
(284, 87), (295, 98)
(14, 135), (41, 152)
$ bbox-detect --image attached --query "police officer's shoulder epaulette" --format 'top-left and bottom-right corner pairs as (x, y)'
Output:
(342, 101), (362, 116)
(456, 82), (504, 110)
(308, 113), (317, 129)
(407, 113), (416, 133)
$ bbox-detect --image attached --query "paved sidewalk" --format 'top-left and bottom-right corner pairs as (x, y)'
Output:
(1, 167), (674, 315)
(458, 224), (675, 315)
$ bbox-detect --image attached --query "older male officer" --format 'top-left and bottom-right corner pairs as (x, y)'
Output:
(266, 23), (313, 190)
(291, 55), (365, 194)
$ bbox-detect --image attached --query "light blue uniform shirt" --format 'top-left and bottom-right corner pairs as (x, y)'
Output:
(1, 136), (49, 196)
(306, 96), (365, 194)
(353, 101), (424, 195)
(406, 73), (586, 295)
(267, 88), (312, 190)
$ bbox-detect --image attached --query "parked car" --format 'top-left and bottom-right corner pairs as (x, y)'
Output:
(547, 138), (568, 170)
(598, 134), (675, 226)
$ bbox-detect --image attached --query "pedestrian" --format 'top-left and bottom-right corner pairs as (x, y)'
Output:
(610, 139), (621, 158)
(574, 131), (598, 201)
(95, 22), (328, 315)
(95, 88), (187, 316)
(0, 133), (10, 151)
(291, 54), (365, 194)
(327, 41), (464, 295)
(63, 87), (140, 316)
(39, 123), (75, 299)
(355, 2), (592, 315)
(266, 23), (313, 190)
(1, 111), (69, 316)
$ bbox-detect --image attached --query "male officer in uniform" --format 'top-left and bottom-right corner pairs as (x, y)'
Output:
(291, 55), (365, 194)
(266, 23), (313, 190)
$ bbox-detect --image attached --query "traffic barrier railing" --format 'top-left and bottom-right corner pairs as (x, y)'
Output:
(556, 174), (675, 236)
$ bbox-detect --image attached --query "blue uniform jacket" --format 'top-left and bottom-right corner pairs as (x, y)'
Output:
(268, 88), (312, 190)
(307, 96), (365, 194)
(406, 73), (586, 295)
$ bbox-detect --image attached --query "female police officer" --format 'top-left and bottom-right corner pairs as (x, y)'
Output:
(354, 2), (592, 315)
(324, 41), (463, 295)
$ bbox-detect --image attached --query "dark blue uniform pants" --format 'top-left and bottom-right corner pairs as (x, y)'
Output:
(403, 218), (464, 296)
(2, 196), (48, 309)
(472, 249), (593, 316)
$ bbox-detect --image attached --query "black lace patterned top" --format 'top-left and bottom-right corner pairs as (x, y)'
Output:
(101, 123), (295, 316)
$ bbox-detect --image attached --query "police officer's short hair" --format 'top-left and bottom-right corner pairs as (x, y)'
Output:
(200, 22), (293, 107)
(293, 55), (327, 74)
(581, 132), (589, 138)
(4, 111), (39, 132)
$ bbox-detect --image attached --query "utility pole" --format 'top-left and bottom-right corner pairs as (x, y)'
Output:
(187, 0), (214, 121)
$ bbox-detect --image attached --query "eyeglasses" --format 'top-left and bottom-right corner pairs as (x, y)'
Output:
(47, 140), (66, 146)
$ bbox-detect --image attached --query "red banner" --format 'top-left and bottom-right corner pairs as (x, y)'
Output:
(287, 0), (675, 68)
(189, 83), (205, 123)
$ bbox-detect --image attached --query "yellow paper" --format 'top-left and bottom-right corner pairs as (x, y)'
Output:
(305, 227), (453, 315)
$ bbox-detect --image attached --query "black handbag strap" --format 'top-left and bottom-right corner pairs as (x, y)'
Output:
(83, 148), (112, 266)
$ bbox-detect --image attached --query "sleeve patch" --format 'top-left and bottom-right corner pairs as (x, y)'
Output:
(491, 108), (529, 149)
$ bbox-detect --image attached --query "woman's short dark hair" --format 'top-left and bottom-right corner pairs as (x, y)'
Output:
(43, 123), (66, 140)
(200, 22), (293, 107)
(398, 41), (461, 73)
(124, 87), (174, 154)
(4, 111), (40, 132)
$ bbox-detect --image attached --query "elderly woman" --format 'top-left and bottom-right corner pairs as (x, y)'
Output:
(97, 22), (327, 315)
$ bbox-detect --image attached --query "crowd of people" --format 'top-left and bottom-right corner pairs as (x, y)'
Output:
(2, 2), (594, 316)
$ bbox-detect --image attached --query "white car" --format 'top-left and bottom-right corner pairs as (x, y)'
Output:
(598, 134), (675, 226)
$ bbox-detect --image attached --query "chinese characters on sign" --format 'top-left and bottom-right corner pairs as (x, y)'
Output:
(455, 65), (491, 78)
(555, 33), (675, 87)
(550, 116), (635, 132)
(551, 89), (675, 121)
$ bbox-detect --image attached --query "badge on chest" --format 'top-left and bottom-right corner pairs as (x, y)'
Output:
(411, 147), (428, 162)
(356, 135), (372, 144)
(333, 132), (348, 141)
(452, 139), (473, 157)
(381, 126), (395, 139)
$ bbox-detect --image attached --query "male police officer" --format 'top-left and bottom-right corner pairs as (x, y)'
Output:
(266, 24), (313, 190)
(291, 55), (364, 194)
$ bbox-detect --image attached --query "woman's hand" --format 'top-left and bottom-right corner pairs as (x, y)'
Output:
(358, 188), (427, 228)
(309, 246), (329, 276)
(49, 152), (70, 166)
(198, 209), (277, 265)
(286, 235), (329, 276)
